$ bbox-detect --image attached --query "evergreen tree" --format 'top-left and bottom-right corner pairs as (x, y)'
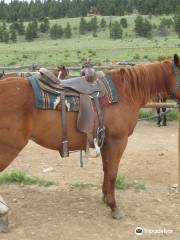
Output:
(143, 19), (152, 37)
(10, 28), (17, 42)
(0, 25), (4, 42)
(25, 23), (34, 41)
(64, 22), (72, 38)
(50, 24), (64, 39)
(18, 20), (25, 35)
(100, 18), (106, 29)
(110, 21), (123, 39)
(91, 16), (98, 33)
(39, 17), (50, 33)
(79, 17), (87, 34)
(134, 15), (144, 35)
(174, 6), (180, 38)
(31, 19), (38, 38)
(3, 30), (9, 43)
(0, 23), (9, 43)
(134, 15), (152, 37)
(120, 18), (128, 28)
(2, 21), (7, 31)
(0, 0), (179, 21)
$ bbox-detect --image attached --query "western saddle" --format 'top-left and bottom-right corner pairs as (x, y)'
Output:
(37, 66), (106, 160)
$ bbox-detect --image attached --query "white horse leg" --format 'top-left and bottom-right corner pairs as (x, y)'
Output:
(0, 195), (9, 233)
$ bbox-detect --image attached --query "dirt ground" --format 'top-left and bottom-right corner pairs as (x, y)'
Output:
(0, 121), (180, 240)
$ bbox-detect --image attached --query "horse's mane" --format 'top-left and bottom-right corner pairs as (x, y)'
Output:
(108, 61), (173, 105)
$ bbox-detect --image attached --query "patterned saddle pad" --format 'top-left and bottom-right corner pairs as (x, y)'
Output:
(28, 75), (118, 111)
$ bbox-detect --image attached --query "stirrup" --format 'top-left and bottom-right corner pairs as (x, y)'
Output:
(93, 138), (101, 157)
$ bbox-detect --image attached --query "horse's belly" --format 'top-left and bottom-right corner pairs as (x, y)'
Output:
(30, 110), (89, 151)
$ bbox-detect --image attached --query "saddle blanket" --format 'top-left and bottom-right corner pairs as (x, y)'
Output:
(28, 75), (118, 111)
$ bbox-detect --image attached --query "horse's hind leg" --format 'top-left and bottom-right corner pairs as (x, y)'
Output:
(156, 107), (161, 127)
(101, 136), (128, 219)
(162, 107), (167, 126)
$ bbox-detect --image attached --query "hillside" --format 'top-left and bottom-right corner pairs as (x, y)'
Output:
(0, 15), (179, 67)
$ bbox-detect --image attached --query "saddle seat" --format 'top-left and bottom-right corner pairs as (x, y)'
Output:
(61, 76), (105, 97)
(38, 67), (105, 97)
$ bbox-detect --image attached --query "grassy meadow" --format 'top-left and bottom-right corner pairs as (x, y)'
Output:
(0, 15), (179, 67)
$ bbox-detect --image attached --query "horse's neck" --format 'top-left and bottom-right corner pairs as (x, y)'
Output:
(109, 62), (173, 106)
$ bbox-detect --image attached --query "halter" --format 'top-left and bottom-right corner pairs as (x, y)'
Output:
(171, 63), (180, 97)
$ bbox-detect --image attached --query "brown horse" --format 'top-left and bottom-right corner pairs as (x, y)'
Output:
(0, 55), (180, 220)
(0, 65), (69, 80)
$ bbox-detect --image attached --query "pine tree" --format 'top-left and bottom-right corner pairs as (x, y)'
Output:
(110, 21), (123, 39)
(91, 17), (98, 33)
(143, 19), (152, 37)
(64, 22), (72, 38)
(40, 17), (50, 33)
(174, 6), (180, 38)
(134, 15), (152, 37)
(120, 18), (128, 28)
(18, 20), (25, 35)
(25, 23), (34, 41)
(100, 18), (106, 29)
(10, 27), (17, 42)
(31, 19), (38, 38)
(134, 15), (144, 36)
(3, 30), (9, 43)
(79, 17), (87, 34)
(50, 24), (64, 39)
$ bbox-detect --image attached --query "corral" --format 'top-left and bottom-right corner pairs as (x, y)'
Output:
(1, 121), (180, 240)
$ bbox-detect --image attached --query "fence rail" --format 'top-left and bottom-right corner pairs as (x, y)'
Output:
(0, 62), (137, 72)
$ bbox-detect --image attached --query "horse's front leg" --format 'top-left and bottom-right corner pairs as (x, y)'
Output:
(101, 136), (128, 219)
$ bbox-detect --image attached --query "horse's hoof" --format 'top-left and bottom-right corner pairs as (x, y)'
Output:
(111, 208), (125, 219)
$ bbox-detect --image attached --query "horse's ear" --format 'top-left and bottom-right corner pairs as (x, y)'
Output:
(174, 54), (180, 66)
(62, 65), (66, 70)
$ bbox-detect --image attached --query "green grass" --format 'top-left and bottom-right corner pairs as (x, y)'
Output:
(0, 14), (179, 67)
(139, 109), (178, 121)
(139, 110), (154, 120)
(0, 170), (54, 186)
(71, 175), (145, 191)
(115, 175), (146, 190)
(166, 110), (178, 121)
